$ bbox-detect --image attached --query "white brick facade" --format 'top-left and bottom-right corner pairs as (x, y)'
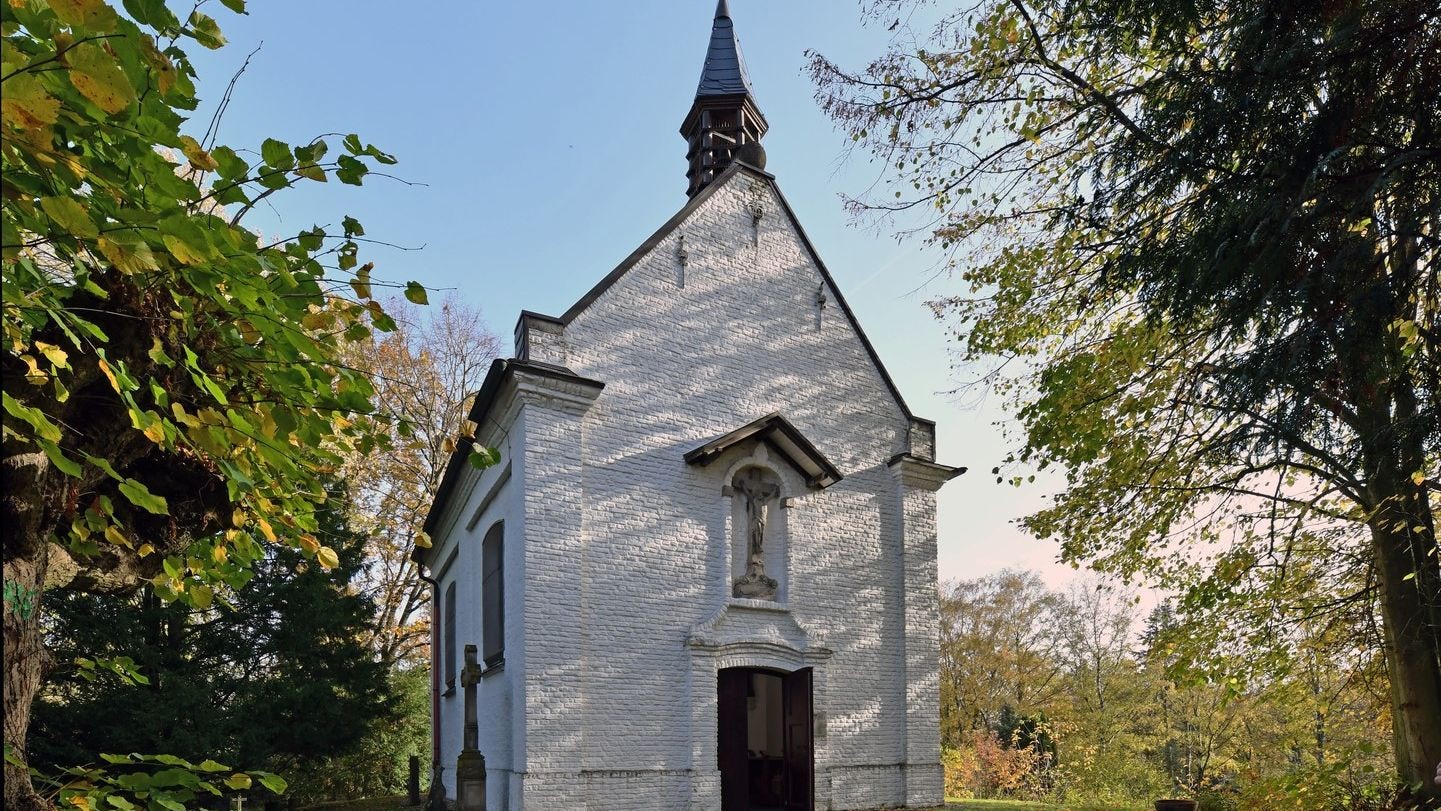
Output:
(423, 164), (957, 810)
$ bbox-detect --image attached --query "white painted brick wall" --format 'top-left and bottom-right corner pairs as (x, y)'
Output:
(433, 167), (946, 809)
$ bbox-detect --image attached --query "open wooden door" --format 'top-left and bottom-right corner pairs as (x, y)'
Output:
(783, 668), (813, 811)
(717, 668), (749, 811)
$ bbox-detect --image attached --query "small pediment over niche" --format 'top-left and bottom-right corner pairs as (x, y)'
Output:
(684, 413), (843, 489)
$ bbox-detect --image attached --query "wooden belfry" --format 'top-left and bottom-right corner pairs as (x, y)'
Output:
(681, 0), (769, 197)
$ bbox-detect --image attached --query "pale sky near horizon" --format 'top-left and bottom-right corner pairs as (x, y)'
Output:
(184, 1), (1085, 590)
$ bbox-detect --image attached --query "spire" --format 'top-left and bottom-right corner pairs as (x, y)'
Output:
(681, 1), (767, 196)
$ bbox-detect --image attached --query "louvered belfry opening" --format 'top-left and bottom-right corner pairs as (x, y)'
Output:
(681, 0), (768, 197)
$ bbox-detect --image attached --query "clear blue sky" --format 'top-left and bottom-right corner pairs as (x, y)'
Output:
(186, 0), (1076, 588)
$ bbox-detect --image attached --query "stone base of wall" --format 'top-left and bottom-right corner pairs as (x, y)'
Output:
(829, 763), (905, 810)
(500, 764), (941, 810)
(902, 762), (945, 808)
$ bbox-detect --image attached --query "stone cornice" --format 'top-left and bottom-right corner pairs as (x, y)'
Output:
(887, 454), (966, 492)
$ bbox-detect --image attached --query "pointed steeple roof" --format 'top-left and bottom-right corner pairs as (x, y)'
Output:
(695, 0), (757, 99)
(681, 2), (768, 196)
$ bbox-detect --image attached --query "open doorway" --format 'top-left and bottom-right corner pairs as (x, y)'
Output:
(717, 667), (812, 811)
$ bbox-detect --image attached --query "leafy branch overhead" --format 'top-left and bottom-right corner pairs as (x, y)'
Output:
(1, 0), (495, 806)
(1, 0), (432, 601)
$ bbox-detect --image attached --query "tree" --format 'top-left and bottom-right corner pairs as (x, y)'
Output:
(342, 297), (502, 667)
(29, 488), (392, 795)
(809, 0), (1439, 792)
(1, 2), (434, 805)
(939, 570), (1067, 743)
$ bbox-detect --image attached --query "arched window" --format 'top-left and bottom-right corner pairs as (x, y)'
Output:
(443, 580), (457, 691)
(482, 522), (504, 667)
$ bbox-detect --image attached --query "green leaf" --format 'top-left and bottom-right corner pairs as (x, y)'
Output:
(261, 138), (293, 169)
(219, 0), (247, 12)
(123, 0), (181, 30)
(118, 478), (169, 515)
(211, 145), (249, 180)
(38, 440), (84, 477)
(3, 391), (63, 443)
(255, 772), (288, 795)
(41, 196), (99, 239)
(468, 444), (501, 470)
(404, 281), (429, 305)
(187, 11), (227, 48)
(335, 154), (368, 185)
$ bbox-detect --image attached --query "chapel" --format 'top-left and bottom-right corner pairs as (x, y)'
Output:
(417, 4), (964, 809)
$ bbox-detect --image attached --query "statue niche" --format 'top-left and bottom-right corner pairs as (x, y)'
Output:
(731, 466), (783, 601)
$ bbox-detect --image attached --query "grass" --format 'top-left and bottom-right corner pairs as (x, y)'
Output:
(945, 799), (1144, 811)
(302, 794), (1143, 811)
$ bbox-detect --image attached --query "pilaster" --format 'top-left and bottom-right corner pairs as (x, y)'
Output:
(887, 454), (962, 807)
(512, 366), (602, 807)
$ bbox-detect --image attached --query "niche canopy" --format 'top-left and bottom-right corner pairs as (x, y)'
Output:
(684, 412), (843, 490)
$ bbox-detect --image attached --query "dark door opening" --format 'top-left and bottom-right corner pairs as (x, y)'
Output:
(718, 667), (813, 811)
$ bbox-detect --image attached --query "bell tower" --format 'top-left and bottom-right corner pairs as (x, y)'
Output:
(681, 0), (768, 197)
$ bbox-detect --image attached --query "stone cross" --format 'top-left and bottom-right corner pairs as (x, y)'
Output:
(460, 644), (483, 752)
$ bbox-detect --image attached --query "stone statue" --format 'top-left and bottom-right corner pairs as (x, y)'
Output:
(732, 468), (780, 600)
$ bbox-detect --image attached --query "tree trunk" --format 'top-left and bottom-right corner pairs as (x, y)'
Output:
(3, 547), (50, 811)
(1369, 466), (1441, 797)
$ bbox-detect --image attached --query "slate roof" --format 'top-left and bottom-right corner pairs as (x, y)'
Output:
(695, 0), (756, 99)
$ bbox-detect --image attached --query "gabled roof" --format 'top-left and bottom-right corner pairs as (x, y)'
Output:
(553, 160), (923, 422)
(684, 412), (843, 489)
(695, 0), (756, 99)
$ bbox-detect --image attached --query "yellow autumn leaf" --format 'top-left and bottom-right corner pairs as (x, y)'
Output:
(21, 354), (48, 385)
(414, 531), (432, 549)
(67, 43), (137, 114)
(142, 419), (166, 444)
(103, 525), (131, 548)
(315, 546), (340, 570)
(162, 233), (209, 266)
(1, 74), (61, 129)
(35, 341), (69, 368)
(97, 235), (159, 274)
(225, 773), (252, 791)
(256, 517), (276, 541)
(97, 358), (119, 391)
(49, 0), (118, 30)
(179, 134), (219, 171)
(212, 544), (228, 563)
(298, 533), (320, 553)
(137, 543), (155, 557)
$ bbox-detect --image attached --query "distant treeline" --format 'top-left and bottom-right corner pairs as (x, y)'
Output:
(940, 570), (1393, 809)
